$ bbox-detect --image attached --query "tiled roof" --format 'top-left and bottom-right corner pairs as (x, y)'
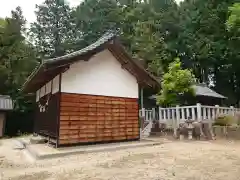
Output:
(0, 95), (13, 110)
(45, 32), (116, 64)
(193, 84), (226, 99)
(149, 84), (226, 100)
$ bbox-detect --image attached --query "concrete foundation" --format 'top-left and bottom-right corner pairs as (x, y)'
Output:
(23, 139), (162, 160)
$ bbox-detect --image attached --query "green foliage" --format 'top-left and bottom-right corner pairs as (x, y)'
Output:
(0, 7), (37, 112)
(175, 0), (240, 105)
(0, 7), (37, 136)
(71, 0), (179, 76)
(226, 3), (240, 32)
(0, 18), (6, 28)
(73, 0), (122, 49)
(214, 115), (234, 126)
(133, 21), (169, 76)
(157, 58), (196, 106)
(30, 0), (76, 58)
(120, 0), (179, 75)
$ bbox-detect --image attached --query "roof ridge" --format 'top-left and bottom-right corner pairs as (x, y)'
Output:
(44, 31), (116, 64)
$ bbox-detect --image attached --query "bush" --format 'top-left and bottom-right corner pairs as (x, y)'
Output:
(213, 115), (234, 126)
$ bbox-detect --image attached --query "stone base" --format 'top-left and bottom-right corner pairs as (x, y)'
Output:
(201, 122), (214, 140)
(149, 121), (215, 141)
(30, 136), (47, 144)
(213, 126), (240, 140)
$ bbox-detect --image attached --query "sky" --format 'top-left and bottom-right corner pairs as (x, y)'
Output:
(0, 0), (81, 23)
(0, 0), (183, 24)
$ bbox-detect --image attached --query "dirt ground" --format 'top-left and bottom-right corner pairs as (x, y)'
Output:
(1, 138), (240, 180)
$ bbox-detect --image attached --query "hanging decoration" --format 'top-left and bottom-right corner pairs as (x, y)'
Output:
(38, 94), (51, 112)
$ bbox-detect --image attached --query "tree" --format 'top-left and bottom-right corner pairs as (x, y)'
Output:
(119, 0), (179, 74)
(30, 0), (76, 58)
(132, 20), (170, 76)
(0, 7), (37, 112)
(175, 0), (240, 105)
(8, 0), (239, 108)
(0, 18), (6, 28)
(73, 0), (122, 48)
(157, 58), (196, 106)
(226, 3), (240, 32)
(72, 0), (179, 76)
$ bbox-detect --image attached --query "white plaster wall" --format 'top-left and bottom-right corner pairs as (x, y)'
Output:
(39, 85), (45, 98)
(46, 80), (52, 94)
(36, 89), (40, 102)
(61, 50), (139, 98)
(52, 75), (59, 94)
(35, 75), (60, 102)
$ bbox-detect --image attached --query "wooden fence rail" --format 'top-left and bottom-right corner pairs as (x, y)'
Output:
(158, 104), (240, 123)
(140, 104), (240, 133)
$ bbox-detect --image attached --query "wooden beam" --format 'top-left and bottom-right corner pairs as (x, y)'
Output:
(140, 88), (144, 109)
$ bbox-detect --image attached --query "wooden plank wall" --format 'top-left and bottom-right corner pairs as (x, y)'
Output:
(35, 92), (60, 138)
(59, 93), (139, 145)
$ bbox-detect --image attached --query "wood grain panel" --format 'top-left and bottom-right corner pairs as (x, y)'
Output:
(58, 93), (139, 145)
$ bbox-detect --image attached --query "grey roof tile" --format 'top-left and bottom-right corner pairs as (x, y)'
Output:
(193, 84), (226, 99)
(149, 84), (226, 100)
(45, 32), (116, 64)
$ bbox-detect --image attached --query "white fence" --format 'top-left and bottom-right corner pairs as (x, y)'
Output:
(139, 108), (155, 122)
(140, 104), (240, 129)
(139, 108), (155, 137)
(159, 104), (240, 124)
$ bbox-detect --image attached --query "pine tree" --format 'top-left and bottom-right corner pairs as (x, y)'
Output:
(30, 0), (76, 58)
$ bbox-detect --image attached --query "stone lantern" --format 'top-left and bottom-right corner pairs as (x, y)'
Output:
(185, 119), (195, 140)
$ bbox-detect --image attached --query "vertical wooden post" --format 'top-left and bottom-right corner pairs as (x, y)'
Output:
(181, 108), (185, 121)
(197, 103), (202, 122)
(215, 105), (219, 117)
(207, 108), (211, 120)
(192, 107), (196, 121)
(230, 106), (235, 116)
(186, 108), (190, 119)
(152, 108), (156, 121)
(212, 108), (216, 120)
(176, 105), (180, 126)
(159, 107), (162, 123)
(140, 108), (145, 139)
(142, 108), (145, 117)
(56, 73), (62, 148)
(163, 109), (166, 121)
(174, 105), (180, 137)
(203, 107), (206, 120)
(140, 88), (144, 109)
(167, 109), (170, 121)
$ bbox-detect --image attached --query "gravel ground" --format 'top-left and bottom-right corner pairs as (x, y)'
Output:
(1, 138), (240, 180)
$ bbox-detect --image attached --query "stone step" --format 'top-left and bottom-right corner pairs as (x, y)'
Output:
(150, 128), (174, 133)
(149, 132), (164, 136)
